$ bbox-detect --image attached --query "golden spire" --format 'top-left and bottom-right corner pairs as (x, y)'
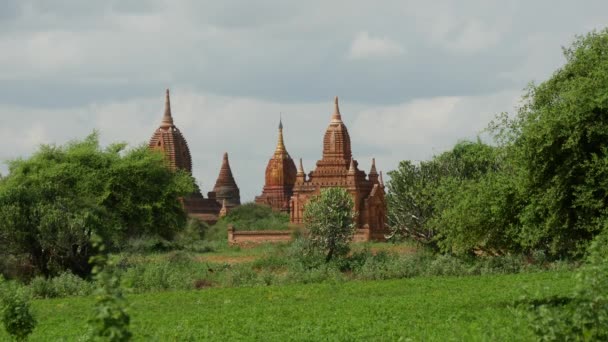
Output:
(331, 96), (342, 123)
(274, 117), (286, 155)
(161, 88), (174, 128)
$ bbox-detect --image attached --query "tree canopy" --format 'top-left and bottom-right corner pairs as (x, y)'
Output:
(387, 28), (608, 257)
(0, 133), (195, 276)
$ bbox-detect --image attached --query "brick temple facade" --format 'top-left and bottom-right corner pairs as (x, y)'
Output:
(289, 97), (388, 240)
(254, 119), (297, 212)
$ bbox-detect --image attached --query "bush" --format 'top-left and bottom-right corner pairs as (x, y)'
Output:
(525, 229), (608, 340)
(0, 283), (36, 341)
(219, 203), (290, 231)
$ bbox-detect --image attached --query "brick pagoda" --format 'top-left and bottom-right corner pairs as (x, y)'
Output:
(212, 152), (241, 209)
(290, 97), (387, 240)
(255, 119), (297, 213)
(148, 89), (221, 223)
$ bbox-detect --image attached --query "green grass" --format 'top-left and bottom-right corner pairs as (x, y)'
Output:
(4, 271), (575, 341)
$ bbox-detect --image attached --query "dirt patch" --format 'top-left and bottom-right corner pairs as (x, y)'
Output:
(195, 255), (258, 264)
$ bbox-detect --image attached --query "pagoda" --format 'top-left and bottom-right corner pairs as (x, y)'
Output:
(255, 119), (298, 212)
(212, 152), (241, 209)
(148, 89), (221, 223)
(290, 97), (388, 240)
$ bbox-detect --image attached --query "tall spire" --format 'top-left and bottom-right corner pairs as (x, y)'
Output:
(275, 117), (286, 155)
(331, 96), (342, 123)
(161, 88), (174, 128)
(297, 158), (305, 176)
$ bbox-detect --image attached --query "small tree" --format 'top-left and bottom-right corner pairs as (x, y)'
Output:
(0, 280), (36, 341)
(303, 188), (356, 262)
(88, 236), (131, 342)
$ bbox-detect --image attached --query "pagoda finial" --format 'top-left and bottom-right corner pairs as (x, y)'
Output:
(370, 158), (378, 175)
(161, 88), (174, 128)
(275, 117), (286, 155)
(348, 158), (356, 175)
(297, 158), (305, 175)
(279, 112), (283, 130)
(379, 171), (384, 186)
(331, 96), (342, 123)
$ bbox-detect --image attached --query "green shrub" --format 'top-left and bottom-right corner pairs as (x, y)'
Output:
(0, 283), (36, 341)
(525, 229), (608, 340)
(219, 203), (290, 231)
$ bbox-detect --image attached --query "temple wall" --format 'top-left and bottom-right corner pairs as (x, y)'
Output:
(226, 225), (385, 245)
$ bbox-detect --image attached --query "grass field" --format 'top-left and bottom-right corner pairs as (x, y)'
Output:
(2, 270), (575, 341)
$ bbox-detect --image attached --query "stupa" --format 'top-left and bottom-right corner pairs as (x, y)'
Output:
(212, 152), (241, 209)
(255, 118), (298, 212)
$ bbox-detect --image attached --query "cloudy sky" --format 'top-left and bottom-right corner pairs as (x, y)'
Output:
(0, 1), (605, 201)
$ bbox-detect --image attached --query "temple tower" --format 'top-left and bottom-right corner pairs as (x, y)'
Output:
(213, 152), (241, 209)
(148, 89), (221, 223)
(149, 89), (193, 172)
(255, 119), (298, 212)
(290, 97), (387, 240)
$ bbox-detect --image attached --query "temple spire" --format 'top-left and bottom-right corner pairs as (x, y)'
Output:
(297, 158), (305, 175)
(331, 96), (342, 123)
(379, 171), (384, 186)
(370, 158), (378, 175)
(161, 88), (174, 128)
(275, 117), (286, 155)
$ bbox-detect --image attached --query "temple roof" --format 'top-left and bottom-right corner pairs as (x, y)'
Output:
(148, 89), (192, 173)
(322, 97), (352, 161)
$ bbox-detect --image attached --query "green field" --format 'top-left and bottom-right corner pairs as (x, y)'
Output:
(3, 271), (575, 341)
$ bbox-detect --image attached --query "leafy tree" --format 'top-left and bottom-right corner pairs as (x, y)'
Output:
(499, 29), (608, 255)
(387, 140), (503, 251)
(0, 133), (195, 277)
(303, 188), (356, 262)
(386, 160), (441, 245)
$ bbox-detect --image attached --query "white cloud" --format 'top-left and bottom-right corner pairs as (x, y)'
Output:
(348, 31), (405, 60)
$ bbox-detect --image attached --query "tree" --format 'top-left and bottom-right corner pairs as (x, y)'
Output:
(501, 28), (608, 255)
(303, 188), (356, 262)
(386, 160), (441, 245)
(0, 133), (195, 277)
(386, 140), (502, 250)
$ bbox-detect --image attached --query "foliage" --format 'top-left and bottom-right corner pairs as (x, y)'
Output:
(0, 271), (576, 341)
(0, 132), (195, 277)
(217, 203), (290, 231)
(386, 160), (440, 244)
(303, 188), (356, 262)
(525, 228), (608, 341)
(388, 29), (608, 257)
(0, 281), (36, 341)
(496, 28), (608, 256)
(88, 237), (132, 342)
(29, 272), (94, 299)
